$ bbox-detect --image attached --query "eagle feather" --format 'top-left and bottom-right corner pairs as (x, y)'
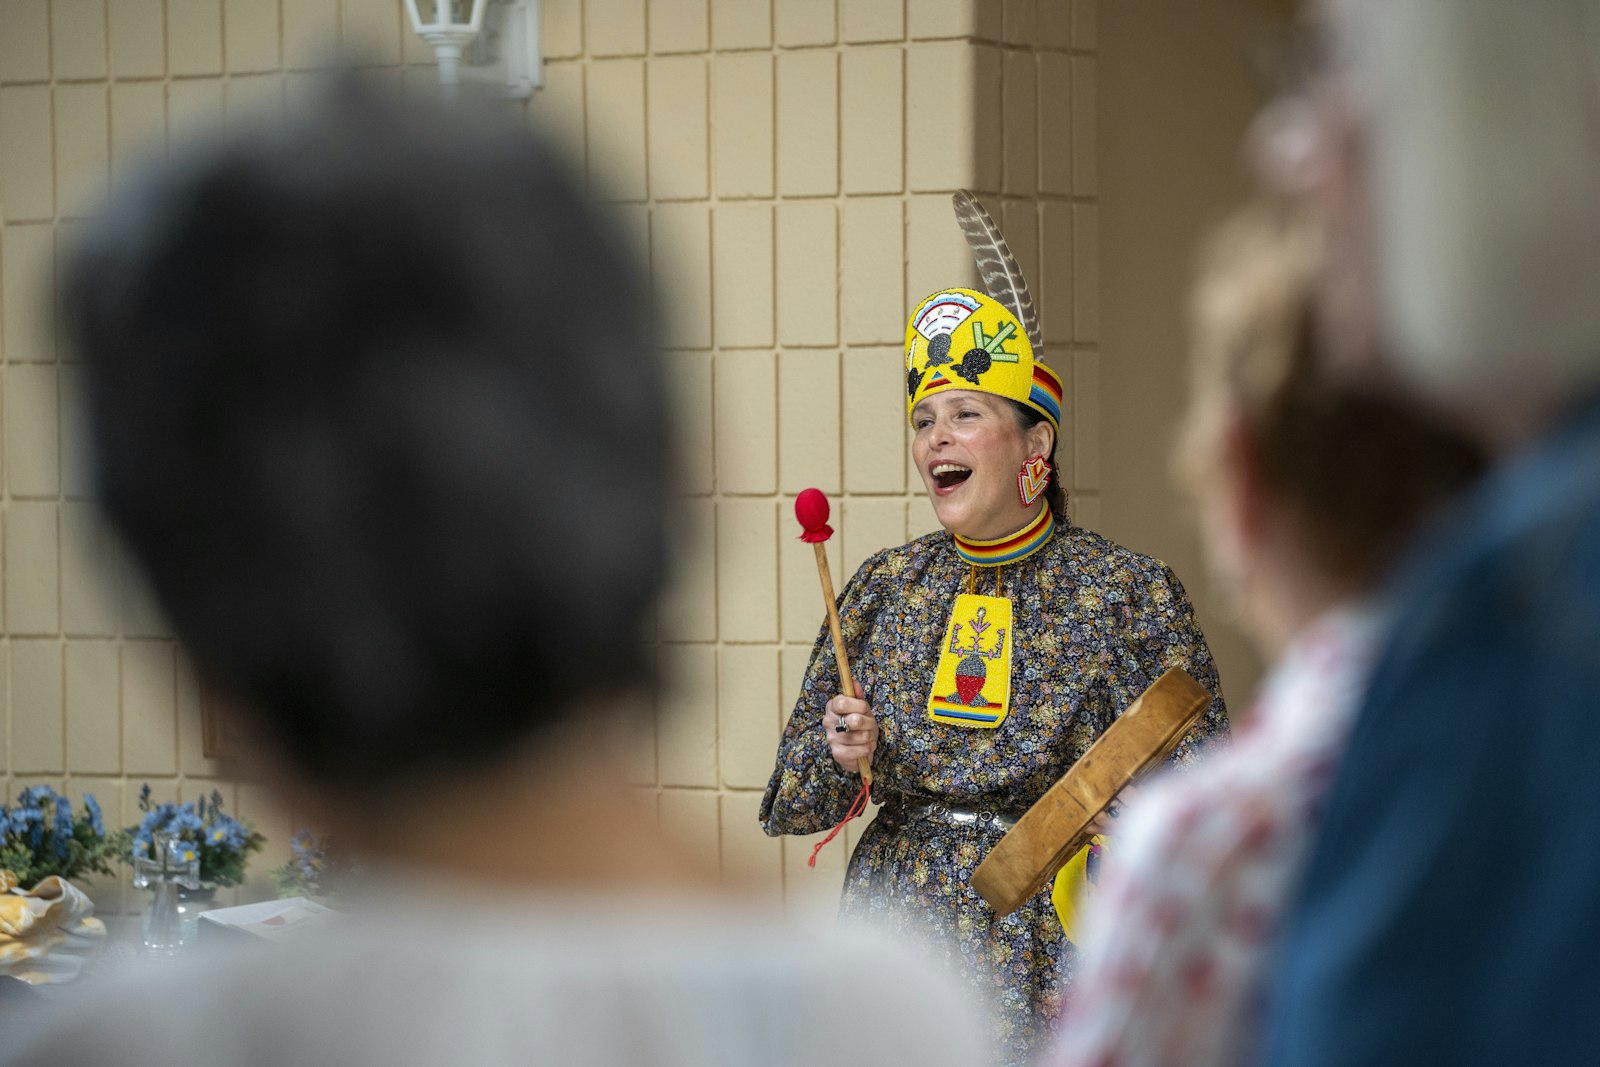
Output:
(951, 190), (1044, 354)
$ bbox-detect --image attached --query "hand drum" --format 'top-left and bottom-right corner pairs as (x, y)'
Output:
(970, 667), (1212, 917)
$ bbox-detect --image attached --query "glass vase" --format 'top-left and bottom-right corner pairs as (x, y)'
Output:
(132, 831), (200, 960)
(141, 881), (182, 958)
(174, 886), (218, 946)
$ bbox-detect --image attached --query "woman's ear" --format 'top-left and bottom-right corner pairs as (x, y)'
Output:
(1194, 409), (1264, 623)
(1027, 419), (1056, 463)
(1221, 412), (1268, 546)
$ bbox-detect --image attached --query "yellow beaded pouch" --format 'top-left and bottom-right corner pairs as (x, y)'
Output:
(927, 594), (1013, 728)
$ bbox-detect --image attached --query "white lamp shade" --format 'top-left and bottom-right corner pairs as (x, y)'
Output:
(404, 0), (488, 36)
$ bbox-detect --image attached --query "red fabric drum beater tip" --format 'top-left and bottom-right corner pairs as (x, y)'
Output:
(795, 487), (833, 543)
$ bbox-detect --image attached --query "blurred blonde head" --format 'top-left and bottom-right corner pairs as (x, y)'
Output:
(1179, 202), (1483, 642)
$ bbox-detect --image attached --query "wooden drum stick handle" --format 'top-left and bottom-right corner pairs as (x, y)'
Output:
(813, 542), (873, 786)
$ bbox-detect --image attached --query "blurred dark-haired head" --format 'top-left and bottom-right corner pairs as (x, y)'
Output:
(64, 79), (671, 794)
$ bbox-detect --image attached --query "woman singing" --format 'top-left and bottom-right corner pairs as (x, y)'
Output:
(760, 200), (1229, 1066)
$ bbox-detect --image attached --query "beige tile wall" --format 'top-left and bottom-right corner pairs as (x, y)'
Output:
(0, 0), (446, 912)
(0, 0), (1098, 918)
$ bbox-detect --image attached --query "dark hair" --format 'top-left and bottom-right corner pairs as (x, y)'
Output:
(63, 79), (670, 792)
(1255, 307), (1484, 585)
(1009, 402), (1070, 523)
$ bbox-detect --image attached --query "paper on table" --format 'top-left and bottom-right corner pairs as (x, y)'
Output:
(197, 897), (339, 942)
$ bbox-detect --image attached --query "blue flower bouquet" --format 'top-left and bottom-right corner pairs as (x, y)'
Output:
(114, 785), (265, 889)
(0, 786), (115, 890)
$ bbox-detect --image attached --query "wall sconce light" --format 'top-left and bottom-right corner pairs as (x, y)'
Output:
(404, 0), (541, 100)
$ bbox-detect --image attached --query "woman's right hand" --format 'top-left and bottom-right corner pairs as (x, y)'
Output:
(822, 681), (877, 775)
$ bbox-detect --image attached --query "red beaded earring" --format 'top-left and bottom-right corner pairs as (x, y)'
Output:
(1018, 455), (1051, 507)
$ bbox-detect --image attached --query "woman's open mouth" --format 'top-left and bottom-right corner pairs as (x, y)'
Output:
(931, 463), (973, 493)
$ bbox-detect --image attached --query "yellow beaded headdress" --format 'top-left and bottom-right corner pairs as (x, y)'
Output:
(904, 192), (1064, 430)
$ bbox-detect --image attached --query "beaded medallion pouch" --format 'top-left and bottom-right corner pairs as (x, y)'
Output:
(928, 593), (1014, 728)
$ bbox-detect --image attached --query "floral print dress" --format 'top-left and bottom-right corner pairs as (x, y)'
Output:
(759, 522), (1227, 1067)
